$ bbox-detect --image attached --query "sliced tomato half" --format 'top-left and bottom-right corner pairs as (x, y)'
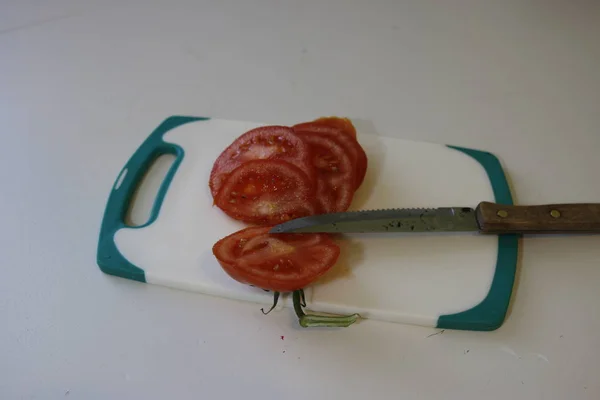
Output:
(214, 159), (317, 225)
(209, 126), (314, 198)
(293, 119), (367, 190)
(296, 132), (355, 213)
(212, 226), (340, 292)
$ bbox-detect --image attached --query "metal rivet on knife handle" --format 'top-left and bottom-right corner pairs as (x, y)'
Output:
(496, 210), (508, 218)
(550, 209), (561, 218)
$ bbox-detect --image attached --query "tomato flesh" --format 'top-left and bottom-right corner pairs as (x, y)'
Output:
(214, 160), (317, 224)
(294, 132), (355, 213)
(293, 119), (367, 190)
(210, 126), (314, 198)
(212, 226), (340, 292)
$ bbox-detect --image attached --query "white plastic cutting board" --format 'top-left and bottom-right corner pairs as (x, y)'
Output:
(102, 117), (513, 329)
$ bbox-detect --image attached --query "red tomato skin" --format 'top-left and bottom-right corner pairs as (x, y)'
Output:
(209, 125), (315, 198)
(215, 257), (341, 292)
(214, 159), (318, 225)
(293, 132), (355, 213)
(212, 227), (340, 292)
(312, 116), (357, 139)
(293, 118), (367, 190)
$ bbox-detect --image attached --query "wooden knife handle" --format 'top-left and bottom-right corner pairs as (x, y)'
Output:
(475, 202), (600, 234)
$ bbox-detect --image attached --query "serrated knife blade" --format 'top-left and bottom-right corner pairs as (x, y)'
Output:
(269, 202), (600, 235)
(270, 207), (480, 234)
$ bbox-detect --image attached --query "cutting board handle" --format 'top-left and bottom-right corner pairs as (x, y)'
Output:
(96, 116), (205, 282)
(98, 117), (205, 240)
(101, 142), (182, 232)
(476, 201), (600, 233)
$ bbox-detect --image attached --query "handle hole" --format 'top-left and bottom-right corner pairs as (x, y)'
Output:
(125, 153), (176, 227)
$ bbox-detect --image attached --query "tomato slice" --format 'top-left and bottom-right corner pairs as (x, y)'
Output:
(212, 226), (340, 292)
(293, 119), (367, 190)
(313, 116), (357, 139)
(209, 126), (314, 198)
(214, 159), (317, 225)
(295, 132), (355, 213)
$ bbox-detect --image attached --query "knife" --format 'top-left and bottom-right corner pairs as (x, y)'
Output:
(270, 202), (600, 234)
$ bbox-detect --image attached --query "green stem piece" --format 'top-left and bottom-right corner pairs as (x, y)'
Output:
(292, 290), (360, 328)
(261, 291), (280, 315)
(299, 288), (307, 307)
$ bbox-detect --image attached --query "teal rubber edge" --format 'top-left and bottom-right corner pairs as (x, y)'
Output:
(437, 146), (519, 331)
(96, 116), (209, 282)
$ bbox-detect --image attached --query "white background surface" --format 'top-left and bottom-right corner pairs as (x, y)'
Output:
(1, 0), (599, 399)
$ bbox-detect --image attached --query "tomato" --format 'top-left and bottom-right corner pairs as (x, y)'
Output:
(214, 159), (317, 225)
(314, 116), (356, 138)
(212, 226), (340, 292)
(209, 126), (314, 198)
(295, 132), (355, 213)
(352, 143), (367, 189)
(292, 120), (367, 190)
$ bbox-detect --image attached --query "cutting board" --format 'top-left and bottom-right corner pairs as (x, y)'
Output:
(96, 116), (519, 331)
